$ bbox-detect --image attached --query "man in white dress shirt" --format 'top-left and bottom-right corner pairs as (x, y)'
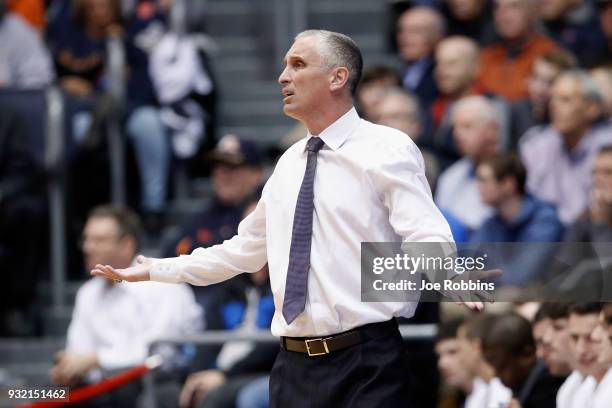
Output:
(435, 316), (512, 408)
(458, 314), (512, 408)
(591, 303), (612, 408)
(566, 303), (612, 408)
(533, 303), (577, 408)
(534, 303), (572, 378)
(92, 30), (481, 407)
(52, 205), (202, 406)
(590, 315), (612, 408)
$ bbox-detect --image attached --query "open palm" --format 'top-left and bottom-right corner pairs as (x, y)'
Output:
(90, 255), (153, 282)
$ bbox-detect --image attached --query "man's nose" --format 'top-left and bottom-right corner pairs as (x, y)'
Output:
(278, 66), (290, 85)
(576, 338), (588, 353)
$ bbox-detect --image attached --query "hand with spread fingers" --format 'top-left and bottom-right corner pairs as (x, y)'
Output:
(90, 255), (153, 282)
(444, 268), (503, 311)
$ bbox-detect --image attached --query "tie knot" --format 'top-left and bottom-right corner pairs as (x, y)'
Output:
(306, 137), (325, 153)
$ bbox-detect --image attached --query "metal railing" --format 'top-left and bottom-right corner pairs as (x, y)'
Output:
(140, 324), (437, 408)
(44, 87), (68, 312)
(105, 34), (127, 206)
(150, 324), (438, 347)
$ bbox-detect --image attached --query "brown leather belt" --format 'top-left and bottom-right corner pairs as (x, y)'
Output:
(280, 330), (362, 357)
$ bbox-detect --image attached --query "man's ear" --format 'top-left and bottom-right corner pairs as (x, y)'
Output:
(330, 67), (350, 92)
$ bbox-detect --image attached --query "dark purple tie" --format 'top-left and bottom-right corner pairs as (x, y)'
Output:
(282, 136), (325, 324)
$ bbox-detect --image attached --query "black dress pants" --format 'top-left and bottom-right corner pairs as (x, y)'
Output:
(270, 319), (411, 408)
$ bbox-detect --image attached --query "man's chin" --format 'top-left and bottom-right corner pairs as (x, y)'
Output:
(282, 105), (299, 119)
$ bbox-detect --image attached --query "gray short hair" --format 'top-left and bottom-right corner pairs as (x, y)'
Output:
(453, 95), (500, 127)
(558, 69), (605, 104)
(295, 30), (363, 96)
(404, 6), (446, 40)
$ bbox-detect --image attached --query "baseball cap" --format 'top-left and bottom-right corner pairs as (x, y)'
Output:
(209, 134), (263, 167)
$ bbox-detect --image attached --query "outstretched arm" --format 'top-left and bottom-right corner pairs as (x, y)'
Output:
(91, 190), (269, 285)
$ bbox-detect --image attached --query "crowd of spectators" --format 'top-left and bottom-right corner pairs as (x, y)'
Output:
(374, 5), (612, 405)
(360, 0), (612, 296)
(1, 0), (612, 407)
(436, 302), (612, 408)
(0, 0), (217, 333)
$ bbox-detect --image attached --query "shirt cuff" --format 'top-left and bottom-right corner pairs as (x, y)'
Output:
(149, 259), (182, 283)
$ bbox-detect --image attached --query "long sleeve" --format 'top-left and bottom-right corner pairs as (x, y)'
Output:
(150, 181), (270, 285)
(366, 140), (456, 290)
(367, 141), (454, 243)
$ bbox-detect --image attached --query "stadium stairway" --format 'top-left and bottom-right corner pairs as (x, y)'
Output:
(205, 0), (397, 146)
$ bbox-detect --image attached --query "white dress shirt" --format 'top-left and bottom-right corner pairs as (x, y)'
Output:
(66, 277), (203, 371)
(593, 368), (612, 408)
(435, 157), (493, 230)
(487, 377), (513, 408)
(150, 107), (453, 337)
(570, 374), (596, 408)
(556, 371), (584, 408)
(465, 377), (512, 408)
(465, 377), (488, 408)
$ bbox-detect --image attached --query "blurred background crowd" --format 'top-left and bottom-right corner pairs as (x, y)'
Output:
(0, 0), (611, 407)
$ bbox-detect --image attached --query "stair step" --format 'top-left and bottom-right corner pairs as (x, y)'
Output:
(0, 338), (65, 365)
(207, 0), (256, 15)
(36, 281), (83, 306)
(41, 308), (73, 337)
(218, 125), (297, 146)
(311, 1), (384, 12)
(212, 56), (265, 79)
(214, 36), (259, 54)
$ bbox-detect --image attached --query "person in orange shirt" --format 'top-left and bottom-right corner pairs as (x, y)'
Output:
(478, 0), (560, 101)
(7, 0), (45, 31)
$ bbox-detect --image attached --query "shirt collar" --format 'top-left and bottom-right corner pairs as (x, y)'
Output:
(305, 107), (360, 151)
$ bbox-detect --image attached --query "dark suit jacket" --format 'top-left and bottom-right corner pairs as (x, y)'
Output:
(400, 57), (438, 111)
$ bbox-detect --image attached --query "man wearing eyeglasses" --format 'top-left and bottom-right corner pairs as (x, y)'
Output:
(51, 205), (202, 407)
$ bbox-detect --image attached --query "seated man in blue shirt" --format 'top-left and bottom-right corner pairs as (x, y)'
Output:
(471, 153), (564, 284)
(472, 153), (564, 242)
